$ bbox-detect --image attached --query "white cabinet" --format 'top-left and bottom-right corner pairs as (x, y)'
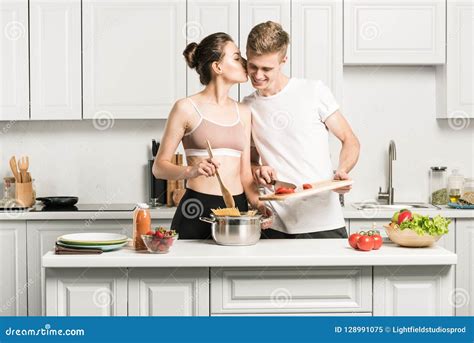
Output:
(211, 267), (372, 314)
(455, 219), (474, 316)
(27, 220), (132, 316)
(0, 0), (29, 120)
(0, 221), (27, 316)
(30, 0), (81, 120)
(436, 1), (474, 118)
(374, 265), (455, 316)
(82, 0), (186, 119)
(344, 0), (446, 65)
(291, 0), (343, 102)
(45, 268), (127, 316)
(187, 0), (238, 100)
(239, 0), (291, 99)
(129, 268), (209, 316)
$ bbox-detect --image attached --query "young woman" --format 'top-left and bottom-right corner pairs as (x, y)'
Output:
(153, 32), (271, 239)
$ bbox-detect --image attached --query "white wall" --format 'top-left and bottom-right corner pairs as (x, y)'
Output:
(1, 66), (472, 204)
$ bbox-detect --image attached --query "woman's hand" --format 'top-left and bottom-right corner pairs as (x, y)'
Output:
(188, 158), (220, 178)
(255, 201), (273, 230)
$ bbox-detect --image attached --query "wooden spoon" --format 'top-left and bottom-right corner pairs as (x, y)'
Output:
(9, 156), (21, 183)
(18, 156), (29, 183)
(205, 139), (235, 209)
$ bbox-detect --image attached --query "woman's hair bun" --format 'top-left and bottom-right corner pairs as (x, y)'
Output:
(183, 42), (199, 69)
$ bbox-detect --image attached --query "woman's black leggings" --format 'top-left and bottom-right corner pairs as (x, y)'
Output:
(171, 188), (249, 239)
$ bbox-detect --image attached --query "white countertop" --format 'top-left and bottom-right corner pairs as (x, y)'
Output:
(42, 239), (457, 268)
(1, 204), (473, 221)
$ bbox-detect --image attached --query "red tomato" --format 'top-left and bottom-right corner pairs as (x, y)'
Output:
(348, 233), (362, 249)
(357, 236), (374, 251)
(372, 234), (383, 250)
(275, 187), (295, 194)
(303, 183), (313, 190)
(397, 210), (413, 225)
(155, 231), (164, 239)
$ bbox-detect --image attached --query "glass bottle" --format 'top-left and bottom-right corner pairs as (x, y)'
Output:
(448, 169), (464, 203)
(133, 203), (151, 250)
(430, 167), (448, 205)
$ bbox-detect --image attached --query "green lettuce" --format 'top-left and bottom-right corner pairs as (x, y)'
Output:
(398, 213), (450, 236)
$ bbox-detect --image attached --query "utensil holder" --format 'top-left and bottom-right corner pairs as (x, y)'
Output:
(15, 182), (35, 207)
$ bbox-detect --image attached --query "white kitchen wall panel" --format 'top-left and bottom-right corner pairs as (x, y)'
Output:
(373, 265), (455, 316)
(187, 0), (239, 100)
(239, 0), (291, 99)
(0, 221), (27, 316)
(0, 0), (29, 120)
(30, 0), (81, 120)
(45, 268), (128, 316)
(436, 1), (474, 118)
(344, 0), (446, 65)
(455, 219), (474, 316)
(292, 0), (343, 102)
(83, 0), (186, 119)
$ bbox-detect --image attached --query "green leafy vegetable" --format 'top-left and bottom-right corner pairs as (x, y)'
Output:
(398, 213), (450, 236)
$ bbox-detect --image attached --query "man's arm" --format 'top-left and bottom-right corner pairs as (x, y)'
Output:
(324, 110), (360, 193)
(250, 146), (278, 186)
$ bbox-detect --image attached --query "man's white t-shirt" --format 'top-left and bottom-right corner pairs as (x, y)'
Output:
(243, 78), (345, 234)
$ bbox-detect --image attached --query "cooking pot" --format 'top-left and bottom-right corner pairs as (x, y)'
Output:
(199, 213), (263, 246)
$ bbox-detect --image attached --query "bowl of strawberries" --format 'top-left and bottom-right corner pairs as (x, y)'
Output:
(141, 227), (178, 254)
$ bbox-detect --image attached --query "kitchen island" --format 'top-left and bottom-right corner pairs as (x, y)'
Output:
(43, 239), (456, 317)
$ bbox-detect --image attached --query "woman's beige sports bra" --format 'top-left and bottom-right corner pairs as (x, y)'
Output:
(182, 98), (245, 158)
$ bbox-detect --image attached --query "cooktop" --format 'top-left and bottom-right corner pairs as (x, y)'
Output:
(33, 203), (137, 212)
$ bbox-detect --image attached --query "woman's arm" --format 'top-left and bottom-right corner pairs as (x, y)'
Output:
(153, 99), (217, 180)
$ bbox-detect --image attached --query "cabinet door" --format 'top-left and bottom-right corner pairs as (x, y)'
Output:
(187, 0), (238, 100)
(344, 0), (446, 64)
(239, 0), (291, 99)
(129, 268), (209, 316)
(446, 1), (474, 118)
(27, 220), (132, 316)
(455, 219), (474, 316)
(30, 0), (81, 120)
(45, 268), (127, 316)
(83, 0), (186, 119)
(0, 0), (29, 120)
(0, 221), (27, 316)
(211, 267), (372, 314)
(292, 0), (343, 102)
(374, 265), (454, 316)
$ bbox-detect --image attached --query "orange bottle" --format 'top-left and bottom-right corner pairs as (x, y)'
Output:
(133, 203), (151, 250)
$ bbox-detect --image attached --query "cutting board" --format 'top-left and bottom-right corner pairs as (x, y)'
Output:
(259, 179), (354, 201)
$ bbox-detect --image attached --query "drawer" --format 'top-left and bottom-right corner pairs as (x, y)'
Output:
(211, 267), (372, 314)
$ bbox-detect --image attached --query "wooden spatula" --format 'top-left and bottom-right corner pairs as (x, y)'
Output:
(205, 139), (236, 209)
(18, 156), (29, 183)
(9, 156), (21, 183)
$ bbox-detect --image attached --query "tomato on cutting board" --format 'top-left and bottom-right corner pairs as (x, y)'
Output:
(303, 183), (313, 190)
(275, 187), (295, 195)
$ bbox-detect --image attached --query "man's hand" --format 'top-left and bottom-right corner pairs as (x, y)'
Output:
(256, 202), (273, 230)
(333, 170), (352, 194)
(252, 165), (277, 188)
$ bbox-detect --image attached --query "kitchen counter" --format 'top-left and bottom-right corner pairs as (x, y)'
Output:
(42, 239), (457, 268)
(1, 203), (473, 220)
(43, 239), (457, 316)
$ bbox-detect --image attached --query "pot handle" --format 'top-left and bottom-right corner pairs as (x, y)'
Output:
(199, 216), (216, 224)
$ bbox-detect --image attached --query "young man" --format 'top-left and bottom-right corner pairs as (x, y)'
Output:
(242, 21), (360, 239)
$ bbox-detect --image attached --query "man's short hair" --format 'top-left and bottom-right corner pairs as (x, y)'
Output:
(246, 21), (290, 57)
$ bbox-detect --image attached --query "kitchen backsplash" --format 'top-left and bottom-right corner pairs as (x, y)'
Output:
(1, 66), (472, 204)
